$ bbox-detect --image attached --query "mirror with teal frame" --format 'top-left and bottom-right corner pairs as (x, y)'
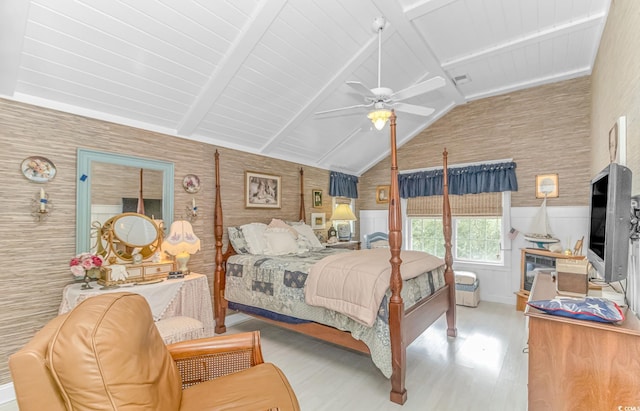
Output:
(76, 148), (174, 254)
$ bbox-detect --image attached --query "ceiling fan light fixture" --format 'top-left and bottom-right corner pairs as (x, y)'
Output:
(368, 109), (392, 131)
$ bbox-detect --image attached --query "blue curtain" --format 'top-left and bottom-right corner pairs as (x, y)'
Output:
(329, 171), (359, 198)
(399, 161), (518, 198)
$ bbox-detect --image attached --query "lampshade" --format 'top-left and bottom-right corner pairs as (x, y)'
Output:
(163, 220), (200, 254)
(162, 220), (200, 273)
(331, 204), (357, 221)
(367, 109), (392, 131)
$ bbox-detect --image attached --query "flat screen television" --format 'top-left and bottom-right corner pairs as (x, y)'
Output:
(587, 163), (632, 283)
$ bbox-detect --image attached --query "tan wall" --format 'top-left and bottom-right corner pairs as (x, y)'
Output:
(360, 77), (592, 209)
(0, 98), (332, 383)
(591, 0), (640, 196)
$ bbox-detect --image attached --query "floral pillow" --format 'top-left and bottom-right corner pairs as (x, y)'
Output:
(527, 297), (625, 323)
(227, 227), (249, 254)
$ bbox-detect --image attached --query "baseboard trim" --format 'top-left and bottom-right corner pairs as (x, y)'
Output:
(0, 382), (15, 405)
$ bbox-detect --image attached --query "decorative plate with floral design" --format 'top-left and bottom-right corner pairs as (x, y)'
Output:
(182, 174), (201, 193)
(21, 156), (57, 183)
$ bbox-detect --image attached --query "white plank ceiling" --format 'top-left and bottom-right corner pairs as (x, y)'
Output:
(0, 0), (609, 175)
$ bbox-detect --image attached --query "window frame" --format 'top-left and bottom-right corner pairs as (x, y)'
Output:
(403, 191), (511, 267)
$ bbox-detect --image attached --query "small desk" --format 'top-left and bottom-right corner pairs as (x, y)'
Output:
(525, 273), (640, 410)
(60, 273), (215, 338)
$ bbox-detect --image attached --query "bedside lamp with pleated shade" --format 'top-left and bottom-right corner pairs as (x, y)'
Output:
(162, 220), (200, 273)
(331, 204), (357, 241)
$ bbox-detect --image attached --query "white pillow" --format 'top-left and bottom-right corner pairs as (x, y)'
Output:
(240, 223), (268, 254)
(263, 228), (298, 255)
(293, 224), (324, 249)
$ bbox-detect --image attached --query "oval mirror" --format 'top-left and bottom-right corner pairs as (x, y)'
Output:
(101, 213), (161, 262)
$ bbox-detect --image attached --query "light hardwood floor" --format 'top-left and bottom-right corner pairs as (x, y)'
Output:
(2, 302), (528, 411)
(231, 301), (529, 411)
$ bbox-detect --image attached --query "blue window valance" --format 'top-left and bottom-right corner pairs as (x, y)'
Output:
(399, 161), (518, 198)
(329, 171), (359, 198)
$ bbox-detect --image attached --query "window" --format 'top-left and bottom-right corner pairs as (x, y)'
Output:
(407, 192), (505, 264)
(409, 216), (503, 263)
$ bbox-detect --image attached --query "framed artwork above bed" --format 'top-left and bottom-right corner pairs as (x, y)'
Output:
(311, 212), (326, 229)
(245, 171), (281, 208)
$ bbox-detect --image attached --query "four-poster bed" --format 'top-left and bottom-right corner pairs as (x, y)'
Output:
(213, 111), (457, 405)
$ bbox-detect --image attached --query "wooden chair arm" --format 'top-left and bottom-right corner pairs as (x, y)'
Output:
(167, 331), (264, 389)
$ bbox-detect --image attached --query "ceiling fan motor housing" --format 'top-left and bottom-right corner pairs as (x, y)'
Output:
(370, 87), (393, 101)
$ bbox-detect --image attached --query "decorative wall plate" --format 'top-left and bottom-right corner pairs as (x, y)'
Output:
(21, 156), (56, 183)
(182, 174), (201, 193)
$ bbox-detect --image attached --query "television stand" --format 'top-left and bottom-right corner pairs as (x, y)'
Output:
(516, 248), (585, 310)
(524, 273), (640, 410)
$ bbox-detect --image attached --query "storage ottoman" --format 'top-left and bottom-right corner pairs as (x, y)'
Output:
(455, 271), (480, 307)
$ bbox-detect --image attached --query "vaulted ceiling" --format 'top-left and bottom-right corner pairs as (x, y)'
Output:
(0, 0), (610, 175)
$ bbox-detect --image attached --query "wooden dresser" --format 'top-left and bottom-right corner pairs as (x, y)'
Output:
(524, 273), (640, 410)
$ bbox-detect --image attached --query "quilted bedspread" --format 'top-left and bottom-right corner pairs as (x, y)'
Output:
(225, 248), (446, 378)
(305, 249), (445, 326)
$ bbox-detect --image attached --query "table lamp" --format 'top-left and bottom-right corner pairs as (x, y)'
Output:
(162, 220), (200, 273)
(331, 204), (357, 241)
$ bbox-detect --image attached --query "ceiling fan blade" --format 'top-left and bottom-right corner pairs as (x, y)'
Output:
(346, 81), (374, 98)
(393, 102), (435, 117)
(391, 76), (446, 101)
(315, 102), (373, 115)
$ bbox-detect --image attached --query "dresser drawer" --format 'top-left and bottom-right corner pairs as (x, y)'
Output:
(144, 263), (173, 276)
(142, 262), (174, 281)
(126, 267), (143, 277)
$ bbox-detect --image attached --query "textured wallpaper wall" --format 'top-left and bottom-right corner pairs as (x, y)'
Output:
(0, 98), (332, 383)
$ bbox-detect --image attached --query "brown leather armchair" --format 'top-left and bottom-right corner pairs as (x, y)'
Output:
(9, 292), (300, 411)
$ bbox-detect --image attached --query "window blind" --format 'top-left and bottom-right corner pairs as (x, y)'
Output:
(407, 192), (502, 217)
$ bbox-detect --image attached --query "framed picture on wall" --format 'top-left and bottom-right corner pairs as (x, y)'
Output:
(609, 116), (627, 165)
(535, 174), (559, 198)
(312, 189), (323, 208)
(311, 212), (326, 229)
(376, 185), (390, 204)
(245, 171), (281, 208)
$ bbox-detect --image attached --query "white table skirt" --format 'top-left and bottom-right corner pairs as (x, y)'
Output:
(59, 273), (215, 337)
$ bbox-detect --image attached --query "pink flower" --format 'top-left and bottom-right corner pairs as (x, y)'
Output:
(69, 253), (104, 277)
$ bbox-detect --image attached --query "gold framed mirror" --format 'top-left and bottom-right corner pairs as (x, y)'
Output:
(98, 213), (162, 262)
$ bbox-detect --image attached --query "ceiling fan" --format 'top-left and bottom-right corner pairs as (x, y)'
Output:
(316, 17), (446, 130)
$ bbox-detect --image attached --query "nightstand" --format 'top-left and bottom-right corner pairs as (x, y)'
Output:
(324, 240), (361, 250)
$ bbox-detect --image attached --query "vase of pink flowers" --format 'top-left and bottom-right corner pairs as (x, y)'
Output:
(70, 252), (104, 289)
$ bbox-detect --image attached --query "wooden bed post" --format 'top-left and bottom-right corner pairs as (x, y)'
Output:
(214, 150), (227, 334)
(442, 149), (457, 337)
(388, 111), (407, 405)
(299, 167), (306, 222)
